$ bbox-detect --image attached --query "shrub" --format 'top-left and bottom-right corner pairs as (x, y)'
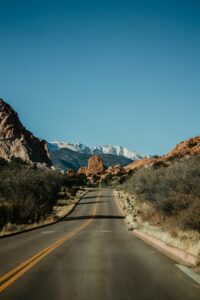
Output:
(121, 155), (200, 232)
(0, 159), (87, 228)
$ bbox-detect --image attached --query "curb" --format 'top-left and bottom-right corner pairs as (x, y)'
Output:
(114, 191), (198, 266)
(0, 190), (90, 239)
(133, 229), (197, 266)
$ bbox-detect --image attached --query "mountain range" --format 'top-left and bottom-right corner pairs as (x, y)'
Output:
(1, 99), (200, 175)
(48, 141), (146, 171)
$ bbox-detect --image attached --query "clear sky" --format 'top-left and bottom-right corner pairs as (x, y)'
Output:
(0, 0), (200, 155)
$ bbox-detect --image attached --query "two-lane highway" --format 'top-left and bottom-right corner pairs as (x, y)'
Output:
(0, 189), (200, 299)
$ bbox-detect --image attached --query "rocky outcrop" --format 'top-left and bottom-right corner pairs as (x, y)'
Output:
(78, 155), (128, 185)
(125, 135), (200, 171)
(78, 166), (88, 175)
(125, 157), (156, 171)
(108, 164), (124, 176)
(87, 155), (106, 175)
(78, 155), (106, 176)
(166, 136), (200, 158)
(99, 164), (127, 185)
(0, 99), (51, 165)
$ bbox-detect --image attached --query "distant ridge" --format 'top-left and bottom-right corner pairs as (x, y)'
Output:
(48, 141), (146, 171)
(49, 141), (145, 160)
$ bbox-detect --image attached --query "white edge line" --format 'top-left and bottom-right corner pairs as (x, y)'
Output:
(176, 264), (200, 285)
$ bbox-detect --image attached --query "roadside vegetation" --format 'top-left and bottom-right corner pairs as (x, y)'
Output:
(121, 155), (200, 232)
(0, 158), (87, 231)
(115, 155), (200, 259)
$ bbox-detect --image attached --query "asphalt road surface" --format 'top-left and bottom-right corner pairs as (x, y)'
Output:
(0, 189), (200, 300)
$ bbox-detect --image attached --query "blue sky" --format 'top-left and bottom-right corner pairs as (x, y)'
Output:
(0, 0), (200, 155)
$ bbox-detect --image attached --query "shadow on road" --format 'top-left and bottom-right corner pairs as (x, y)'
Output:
(65, 215), (125, 221)
(77, 201), (108, 205)
(83, 195), (113, 200)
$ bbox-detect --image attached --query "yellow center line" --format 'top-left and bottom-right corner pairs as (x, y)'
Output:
(0, 192), (100, 293)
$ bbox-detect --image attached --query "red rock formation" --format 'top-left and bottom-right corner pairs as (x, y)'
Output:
(87, 155), (106, 175)
(78, 155), (106, 176)
(78, 166), (88, 175)
(104, 164), (125, 176)
(125, 135), (200, 171)
(166, 136), (200, 158)
(125, 157), (157, 171)
(0, 99), (51, 165)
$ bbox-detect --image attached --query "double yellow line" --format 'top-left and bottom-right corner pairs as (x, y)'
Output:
(0, 194), (99, 293)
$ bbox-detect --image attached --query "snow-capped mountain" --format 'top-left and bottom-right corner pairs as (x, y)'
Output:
(48, 141), (145, 160)
(48, 141), (147, 171)
(49, 141), (92, 155)
(93, 145), (145, 160)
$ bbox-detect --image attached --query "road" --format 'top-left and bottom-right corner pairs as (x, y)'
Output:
(0, 189), (200, 300)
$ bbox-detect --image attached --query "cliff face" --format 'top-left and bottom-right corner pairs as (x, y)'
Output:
(0, 99), (51, 165)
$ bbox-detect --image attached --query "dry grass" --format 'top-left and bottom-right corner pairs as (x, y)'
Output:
(0, 189), (88, 237)
(114, 190), (200, 258)
(0, 158), (87, 229)
(121, 155), (200, 232)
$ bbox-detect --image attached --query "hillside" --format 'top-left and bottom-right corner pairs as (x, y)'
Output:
(125, 135), (200, 171)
